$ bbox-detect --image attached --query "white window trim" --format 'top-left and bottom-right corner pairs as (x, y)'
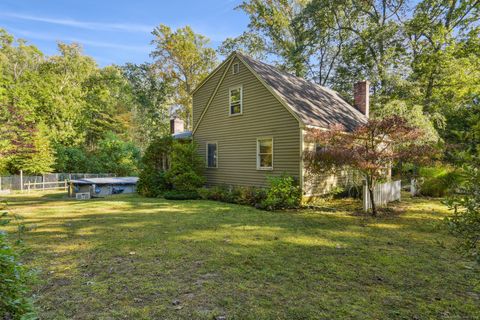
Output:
(256, 137), (274, 170)
(232, 62), (240, 74)
(229, 85), (243, 116)
(206, 141), (218, 168)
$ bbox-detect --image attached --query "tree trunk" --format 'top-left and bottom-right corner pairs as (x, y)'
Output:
(368, 186), (377, 216)
(367, 175), (377, 216)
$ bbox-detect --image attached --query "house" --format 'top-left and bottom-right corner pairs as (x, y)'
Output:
(173, 51), (369, 197)
(69, 177), (139, 198)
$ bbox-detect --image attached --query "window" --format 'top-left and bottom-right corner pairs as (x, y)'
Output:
(232, 63), (240, 74)
(315, 143), (326, 153)
(229, 86), (242, 115)
(257, 138), (273, 170)
(206, 142), (217, 168)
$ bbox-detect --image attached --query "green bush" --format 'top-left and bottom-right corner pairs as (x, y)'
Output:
(197, 185), (227, 201)
(137, 136), (173, 197)
(168, 171), (205, 193)
(220, 186), (241, 203)
(138, 138), (205, 197)
(197, 185), (268, 207)
(165, 142), (205, 192)
(164, 190), (200, 200)
(0, 205), (36, 319)
(197, 187), (211, 200)
(445, 163), (480, 263)
(260, 174), (301, 210)
(237, 186), (267, 206)
(196, 176), (300, 210)
(419, 166), (462, 197)
(137, 169), (168, 197)
(205, 186), (230, 202)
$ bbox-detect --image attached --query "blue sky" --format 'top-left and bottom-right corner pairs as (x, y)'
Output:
(0, 0), (248, 66)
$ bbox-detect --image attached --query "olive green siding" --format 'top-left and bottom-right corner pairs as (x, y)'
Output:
(302, 141), (363, 196)
(193, 57), (301, 187)
(193, 62), (228, 127)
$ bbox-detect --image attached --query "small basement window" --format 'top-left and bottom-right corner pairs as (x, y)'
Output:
(315, 143), (327, 153)
(257, 138), (273, 170)
(232, 63), (240, 74)
(206, 142), (218, 168)
(229, 86), (242, 115)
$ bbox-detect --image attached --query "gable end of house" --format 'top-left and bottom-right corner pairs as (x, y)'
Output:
(192, 52), (304, 134)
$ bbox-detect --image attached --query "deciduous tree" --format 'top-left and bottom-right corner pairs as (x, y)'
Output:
(151, 25), (217, 128)
(15, 123), (55, 174)
(122, 63), (171, 147)
(223, 0), (315, 77)
(304, 116), (435, 215)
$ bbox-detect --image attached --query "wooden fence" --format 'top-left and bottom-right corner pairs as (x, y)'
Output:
(26, 180), (69, 192)
(363, 180), (401, 212)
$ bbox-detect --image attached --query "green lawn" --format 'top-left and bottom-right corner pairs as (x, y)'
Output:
(3, 192), (479, 319)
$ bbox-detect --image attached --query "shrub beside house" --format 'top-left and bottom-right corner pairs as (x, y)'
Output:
(137, 138), (301, 210)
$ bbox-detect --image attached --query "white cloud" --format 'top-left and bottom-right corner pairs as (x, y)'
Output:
(1, 12), (153, 33)
(10, 29), (151, 53)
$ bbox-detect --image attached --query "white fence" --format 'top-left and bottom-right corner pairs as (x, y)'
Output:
(0, 172), (115, 192)
(25, 180), (69, 193)
(363, 180), (401, 211)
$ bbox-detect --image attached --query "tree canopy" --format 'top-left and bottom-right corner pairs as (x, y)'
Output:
(0, 29), (142, 175)
(151, 25), (217, 128)
(221, 0), (480, 161)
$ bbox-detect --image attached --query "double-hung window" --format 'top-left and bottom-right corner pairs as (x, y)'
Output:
(257, 138), (273, 170)
(229, 86), (242, 115)
(206, 142), (218, 168)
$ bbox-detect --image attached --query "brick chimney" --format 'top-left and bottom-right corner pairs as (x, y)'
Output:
(170, 116), (184, 134)
(354, 80), (370, 118)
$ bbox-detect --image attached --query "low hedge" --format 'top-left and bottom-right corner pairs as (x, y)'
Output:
(197, 185), (267, 206)
(163, 190), (200, 200)
(197, 174), (301, 211)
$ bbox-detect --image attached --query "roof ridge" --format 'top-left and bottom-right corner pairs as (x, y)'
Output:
(235, 51), (367, 130)
(235, 51), (346, 98)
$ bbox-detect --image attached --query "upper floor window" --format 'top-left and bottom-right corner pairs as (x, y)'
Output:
(229, 86), (243, 115)
(206, 142), (218, 168)
(232, 63), (240, 74)
(257, 138), (273, 170)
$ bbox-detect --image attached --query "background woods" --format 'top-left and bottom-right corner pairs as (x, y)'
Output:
(0, 30), (141, 175)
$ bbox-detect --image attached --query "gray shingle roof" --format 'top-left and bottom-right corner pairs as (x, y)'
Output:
(172, 130), (192, 140)
(237, 52), (367, 130)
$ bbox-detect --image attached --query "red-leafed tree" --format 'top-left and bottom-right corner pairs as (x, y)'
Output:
(0, 105), (35, 158)
(304, 115), (436, 216)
